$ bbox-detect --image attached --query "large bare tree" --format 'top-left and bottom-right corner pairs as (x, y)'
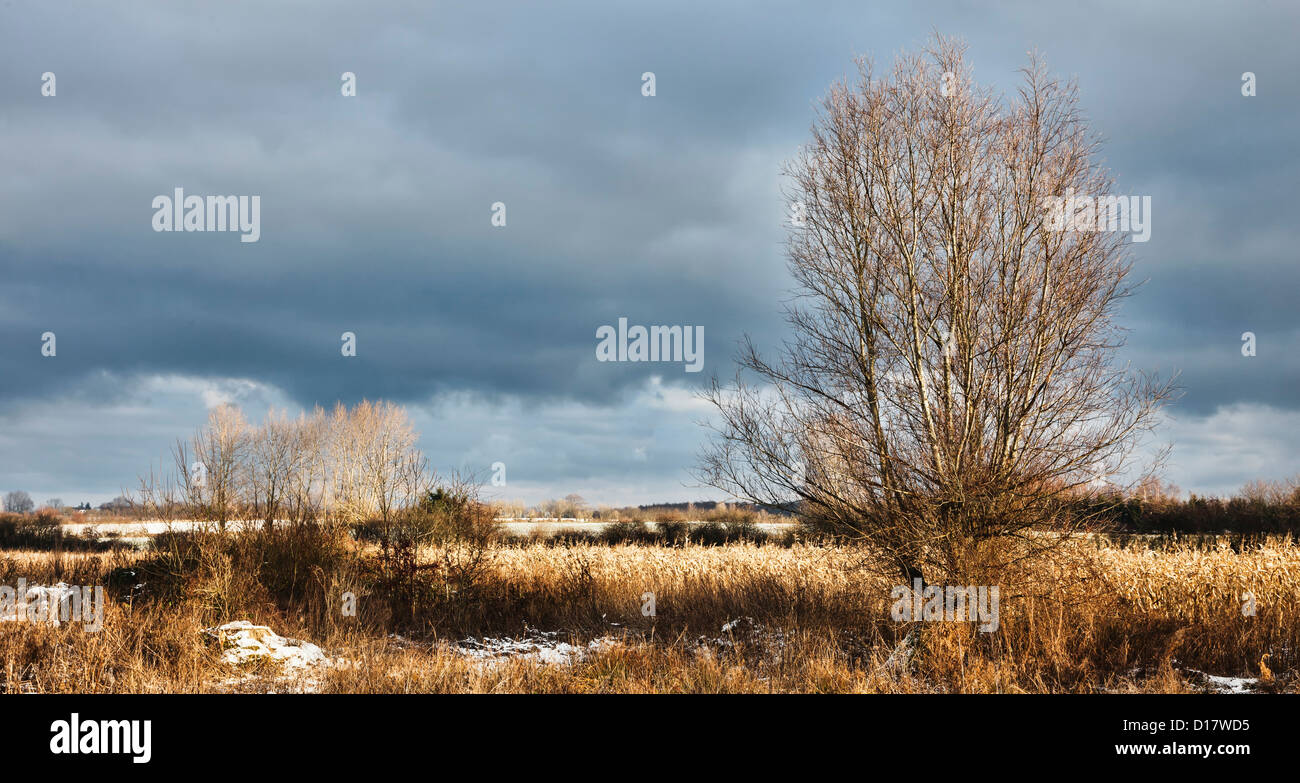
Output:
(698, 38), (1173, 585)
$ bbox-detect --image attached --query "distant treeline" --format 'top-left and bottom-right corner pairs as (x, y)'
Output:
(631, 500), (795, 517)
(632, 493), (1300, 535)
(1076, 493), (1300, 535)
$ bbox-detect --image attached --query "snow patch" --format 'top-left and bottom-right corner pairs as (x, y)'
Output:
(701, 617), (786, 650)
(1184, 668), (1259, 694)
(453, 629), (616, 665)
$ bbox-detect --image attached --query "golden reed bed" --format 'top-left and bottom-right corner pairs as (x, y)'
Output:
(1, 536), (1296, 693)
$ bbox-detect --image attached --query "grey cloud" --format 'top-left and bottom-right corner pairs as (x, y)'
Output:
(1, 0), (1298, 499)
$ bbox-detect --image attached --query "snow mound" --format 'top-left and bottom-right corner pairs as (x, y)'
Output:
(205, 620), (332, 673)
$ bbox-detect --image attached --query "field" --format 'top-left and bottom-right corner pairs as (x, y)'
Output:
(1, 524), (1296, 694)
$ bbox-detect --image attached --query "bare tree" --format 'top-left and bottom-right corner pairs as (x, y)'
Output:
(1239, 476), (1298, 506)
(327, 401), (368, 524)
(562, 493), (589, 519)
(365, 401), (428, 524)
(132, 462), (184, 526)
(284, 407), (328, 525)
(323, 400), (430, 525)
(698, 38), (1173, 585)
(248, 409), (299, 530)
(3, 490), (34, 514)
(178, 403), (250, 529)
(138, 399), (445, 531)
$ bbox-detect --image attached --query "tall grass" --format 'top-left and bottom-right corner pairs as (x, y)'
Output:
(1, 529), (1295, 693)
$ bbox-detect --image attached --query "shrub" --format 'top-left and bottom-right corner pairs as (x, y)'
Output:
(599, 520), (656, 545)
(0, 511), (117, 552)
(138, 524), (360, 623)
(656, 521), (691, 545)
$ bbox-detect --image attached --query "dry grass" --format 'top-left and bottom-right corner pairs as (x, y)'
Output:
(1, 532), (1296, 693)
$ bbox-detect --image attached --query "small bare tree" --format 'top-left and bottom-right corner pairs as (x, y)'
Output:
(284, 407), (328, 525)
(327, 401), (369, 524)
(698, 38), (1173, 585)
(141, 400), (442, 531)
(365, 400), (428, 524)
(4, 490), (34, 514)
(178, 403), (250, 529)
(322, 400), (429, 525)
(132, 462), (184, 526)
(248, 409), (299, 530)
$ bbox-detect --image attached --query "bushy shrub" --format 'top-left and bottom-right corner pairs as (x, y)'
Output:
(0, 511), (117, 552)
(656, 520), (691, 545)
(599, 520), (657, 545)
(353, 486), (499, 548)
(138, 524), (358, 621)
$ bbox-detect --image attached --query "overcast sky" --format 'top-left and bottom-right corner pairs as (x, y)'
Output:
(1, 0), (1297, 506)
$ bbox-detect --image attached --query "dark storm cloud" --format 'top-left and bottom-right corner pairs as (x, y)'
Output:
(1, 0), (1298, 499)
(0, 0), (805, 411)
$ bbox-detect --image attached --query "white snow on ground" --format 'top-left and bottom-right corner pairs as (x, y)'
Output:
(720, 618), (746, 634)
(206, 620), (331, 672)
(452, 629), (617, 665)
(0, 582), (80, 624)
(204, 621), (347, 692)
(699, 617), (788, 654)
(1204, 675), (1256, 694)
(407, 619), (788, 669)
(1184, 668), (1259, 694)
(61, 519), (279, 538)
(1108, 666), (1262, 694)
